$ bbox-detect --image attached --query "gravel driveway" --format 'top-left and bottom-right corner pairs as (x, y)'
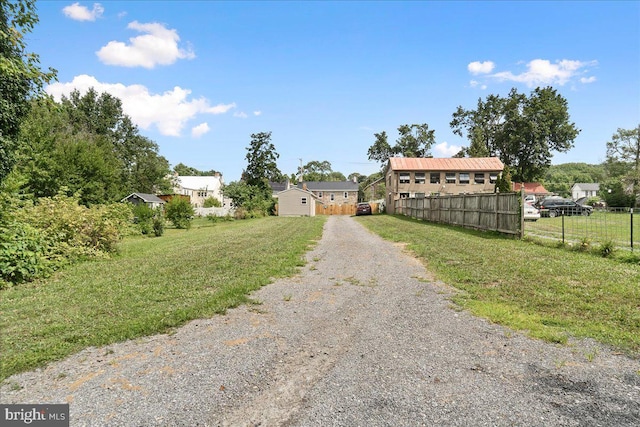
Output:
(2, 215), (639, 426)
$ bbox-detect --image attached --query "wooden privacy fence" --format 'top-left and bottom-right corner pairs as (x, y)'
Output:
(315, 202), (381, 216)
(395, 193), (521, 236)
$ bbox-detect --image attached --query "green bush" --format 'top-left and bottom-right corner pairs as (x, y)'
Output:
(133, 204), (155, 235)
(0, 194), (134, 287)
(203, 196), (222, 208)
(165, 197), (194, 229)
(597, 240), (616, 258)
(18, 194), (133, 257)
(152, 208), (165, 237)
(0, 220), (50, 287)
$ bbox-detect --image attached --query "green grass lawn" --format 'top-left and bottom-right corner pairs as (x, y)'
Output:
(0, 216), (325, 381)
(357, 215), (640, 356)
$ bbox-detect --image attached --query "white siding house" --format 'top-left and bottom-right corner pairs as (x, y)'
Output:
(571, 183), (600, 200)
(173, 174), (224, 207)
(277, 187), (316, 216)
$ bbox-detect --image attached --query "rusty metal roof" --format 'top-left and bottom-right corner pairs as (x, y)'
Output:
(388, 157), (504, 171)
(511, 182), (550, 194)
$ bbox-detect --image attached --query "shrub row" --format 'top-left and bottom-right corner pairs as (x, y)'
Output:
(0, 194), (134, 287)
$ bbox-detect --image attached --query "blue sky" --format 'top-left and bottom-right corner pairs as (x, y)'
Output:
(30, 1), (640, 183)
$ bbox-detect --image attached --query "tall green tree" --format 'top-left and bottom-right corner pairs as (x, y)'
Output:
(367, 124), (436, 166)
(173, 162), (220, 176)
(15, 98), (122, 205)
(243, 131), (283, 190)
(395, 123), (436, 158)
(367, 131), (393, 164)
(302, 160), (332, 181)
(606, 125), (640, 203)
(451, 94), (505, 158)
(60, 89), (171, 195)
(300, 160), (345, 181)
(14, 93), (170, 204)
(451, 87), (580, 182)
(0, 0), (57, 183)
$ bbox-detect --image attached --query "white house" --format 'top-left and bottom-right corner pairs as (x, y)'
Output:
(173, 174), (224, 208)
(571, 183), (600, 200)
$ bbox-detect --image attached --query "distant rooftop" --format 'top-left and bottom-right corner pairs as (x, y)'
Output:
(175, 175), (223, 190)
(297, 181), (359, 191)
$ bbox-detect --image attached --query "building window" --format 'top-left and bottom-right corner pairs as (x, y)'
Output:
(445, 173), (456, 184)
(459, 173), (470, 184)
(399, 173), (410, 184)
(490, 173), (498, 184)
(430, 173), (440, 184)
(330, 193), (335, 201)
(399, 192), (410, 199)
(301, 197), (307, 205)
(318, 191), (323, 198)
(415, 173), (425, 184)
(474, 173), (485, 184)
(197, 191), (207, 197)
(344, 192), (348, 199)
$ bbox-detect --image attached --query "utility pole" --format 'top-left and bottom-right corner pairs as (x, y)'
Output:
(298, 158), (304, 182)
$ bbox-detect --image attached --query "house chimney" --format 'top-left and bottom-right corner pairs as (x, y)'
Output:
(303, 183), (307, 191)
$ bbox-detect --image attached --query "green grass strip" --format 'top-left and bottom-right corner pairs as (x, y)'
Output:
(0, 216), (325, 380)
(358, 215), (640, 356)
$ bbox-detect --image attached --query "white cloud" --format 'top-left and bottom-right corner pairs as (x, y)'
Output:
(580, 76), (597, 84)
(468, 61), (495, 75)
(191, 123), (210, 138)
(253, 111), (262, 116)
(63, 2), (104, 21)
(434, 142), (462, 157)
(233, 112), (248, 119)
(96, 21), (195, 68)
(469, 80), (488, 90)
(46, 74), (235, 137)
(491, 59), (598, 87)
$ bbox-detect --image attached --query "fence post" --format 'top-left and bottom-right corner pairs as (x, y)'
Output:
(562, 211), (565, 244)
(631, 208), (634, 252)
(520, 188), (525, 239)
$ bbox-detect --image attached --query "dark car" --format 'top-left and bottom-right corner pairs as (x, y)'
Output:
(355, 202), (372, 216)
(537, 198), (593, 217)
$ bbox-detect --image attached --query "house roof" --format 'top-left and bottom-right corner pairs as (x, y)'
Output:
(175, 175), (223, 190)
(572, 183), (600, 191)
(297, 181), (359, 191)
(278, 186), (318, 198)
(122, 193), (165, 203)
(388, 157), (504, 171)
(269, 181), (289, 193)
(363, 176), (385, 191)
(511, 182), (550, 194)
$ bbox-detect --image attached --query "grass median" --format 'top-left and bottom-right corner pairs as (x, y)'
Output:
(357, 214), (640, 357)
(0, 216), (325, 381)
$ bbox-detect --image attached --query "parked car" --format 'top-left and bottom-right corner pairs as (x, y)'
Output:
(537, 198), (593, 217)
(524, 204), (540, 221)
(355, 202), (372, 216)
